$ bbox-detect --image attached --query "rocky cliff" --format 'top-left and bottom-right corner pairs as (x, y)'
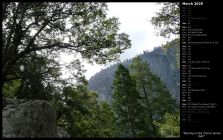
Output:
(88, 39), (180, 104)
(2, 97), (70, 138)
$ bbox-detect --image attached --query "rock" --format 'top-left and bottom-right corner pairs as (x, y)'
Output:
(57, 126), (70, 138)
(2, 97), (70, 138)
(88, 39), (180, 104)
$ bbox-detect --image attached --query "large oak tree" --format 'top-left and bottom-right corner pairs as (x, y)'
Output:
(2, 2), (131, 86)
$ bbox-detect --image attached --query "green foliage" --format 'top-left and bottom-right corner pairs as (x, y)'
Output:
(149, 74), (177, 118)
(2, 2), (131, 87)
(3, 52), (61, 100)
(151, 3), (180, 70)
(53, 78), (118, 138)
(129, 57), (178, 136)
(154, 112), (180, 137)
(2, 79), (21, 98)
(2, 2), (180, 138)
(2, 1), (131, 106)
(112, 64), (146, 137)
(151, 2), (180, 38)
(162, 38), (180, 68)
(21, 55), (60, 99)
(129, 56), (158, 137)
(71, 99), (118, 138)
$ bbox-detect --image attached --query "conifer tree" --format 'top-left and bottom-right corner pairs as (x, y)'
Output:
(112, 64), (143, 137)
(129, 56), (177, 136)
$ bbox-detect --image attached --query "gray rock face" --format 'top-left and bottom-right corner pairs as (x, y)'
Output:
(88, 39), (180, 104)
(2, 97), (70, 138)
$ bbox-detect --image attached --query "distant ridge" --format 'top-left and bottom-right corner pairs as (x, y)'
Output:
(88, 39), (180, 104)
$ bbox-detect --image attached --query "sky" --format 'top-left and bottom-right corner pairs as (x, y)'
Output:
(61, 3), (174, 80)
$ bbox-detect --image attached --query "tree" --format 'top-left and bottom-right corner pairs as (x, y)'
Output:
(151, 2), (180, 38)
(129, 56), (178, 137)
(151, 3), (180, 70)
(149, 73), (177, 119)
(112, 64), (144, 137)
(50, 66), (117, 138)
(98, 101), (118, 137)
(72, 96), (118, 138)
(3, 52), (62, 100)
(129, 56), (152, 108)
(54, 83), (118, 137)
(129, 56), (158, 136)
(154, 112), (180, 137)
(151, 2), (180, 70)
(2, 2), (131, 87)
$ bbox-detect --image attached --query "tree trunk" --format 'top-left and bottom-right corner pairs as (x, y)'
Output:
(142, 84), (150, 108)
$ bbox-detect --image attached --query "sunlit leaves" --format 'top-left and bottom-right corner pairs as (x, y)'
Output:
(154, 112), (180, 137)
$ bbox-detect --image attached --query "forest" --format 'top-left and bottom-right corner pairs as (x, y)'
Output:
(2, 2), (180, 138)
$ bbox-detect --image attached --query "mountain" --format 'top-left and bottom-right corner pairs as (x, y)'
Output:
(88, 39), (180, 104)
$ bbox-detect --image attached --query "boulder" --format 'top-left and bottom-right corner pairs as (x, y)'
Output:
(2, 97), (70, 138)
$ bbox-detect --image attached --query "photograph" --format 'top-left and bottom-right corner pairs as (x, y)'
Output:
(2, 1), (222, 138)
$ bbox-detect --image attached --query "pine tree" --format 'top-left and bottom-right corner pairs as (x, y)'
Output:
(112, 64), (143, 137)
(129, 56), (158, 136)
(129, 56), (178, 137)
